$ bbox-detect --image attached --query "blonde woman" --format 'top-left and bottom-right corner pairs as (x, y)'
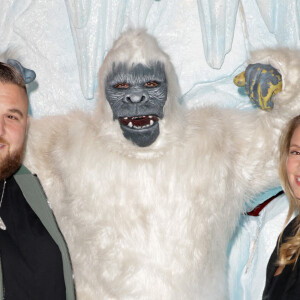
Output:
(263, 115), (300, 299)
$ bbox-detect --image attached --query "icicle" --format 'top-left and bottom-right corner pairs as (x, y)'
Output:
(64, 0), (91, 28)
(64, 0), (158, 100)
(256, 0), (298, 46)
(125, 0), (154, 27)
(196, 0), (239, 69)
(64, 0), (127, 99)
(297, 0), (300, 41)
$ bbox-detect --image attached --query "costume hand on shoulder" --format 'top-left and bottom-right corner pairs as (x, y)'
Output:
(234, 63), (282, 111)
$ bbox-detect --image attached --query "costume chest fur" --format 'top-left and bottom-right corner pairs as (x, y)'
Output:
(25, 106), (254, 299)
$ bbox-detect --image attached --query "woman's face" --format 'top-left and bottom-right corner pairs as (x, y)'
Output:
(287, 125), (300, 198)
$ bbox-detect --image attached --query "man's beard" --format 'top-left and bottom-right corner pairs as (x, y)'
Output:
(0, 144), (24, 181)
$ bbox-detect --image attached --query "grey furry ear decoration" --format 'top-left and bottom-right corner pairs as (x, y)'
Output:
(7, 59), (36, 84)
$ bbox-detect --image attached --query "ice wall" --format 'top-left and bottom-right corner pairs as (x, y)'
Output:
(0, 1), (299, 299)
(1, 0), (300, 117)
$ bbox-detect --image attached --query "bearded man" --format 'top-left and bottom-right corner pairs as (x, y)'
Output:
(0, 61), (75, 300)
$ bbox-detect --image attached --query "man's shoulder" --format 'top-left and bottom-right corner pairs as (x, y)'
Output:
(13, 165), (47, 203)
(14, 164), (33, 176)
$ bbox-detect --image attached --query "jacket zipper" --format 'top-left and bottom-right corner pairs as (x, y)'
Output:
(0, 255), (4, 299)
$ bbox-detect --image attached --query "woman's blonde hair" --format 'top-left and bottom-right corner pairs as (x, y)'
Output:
(278, 115), (300, 266)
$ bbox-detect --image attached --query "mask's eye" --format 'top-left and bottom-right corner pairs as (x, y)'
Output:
(144, 81), (159, 88)
(114, 83), (130, 89)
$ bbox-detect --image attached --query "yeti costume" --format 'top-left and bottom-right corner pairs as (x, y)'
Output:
(24, 30), (300, 299)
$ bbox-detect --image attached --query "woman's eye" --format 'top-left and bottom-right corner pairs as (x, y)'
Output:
(114, 83), (130, 89)
(144, 81), (159, 88)
(290, 150), (300, 155)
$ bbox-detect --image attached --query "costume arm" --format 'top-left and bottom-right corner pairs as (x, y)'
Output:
(232, 48), (300, 200)
(247, 48), (300, 112)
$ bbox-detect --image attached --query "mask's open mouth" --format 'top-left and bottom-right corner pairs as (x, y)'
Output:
(119, 115), (158, 129)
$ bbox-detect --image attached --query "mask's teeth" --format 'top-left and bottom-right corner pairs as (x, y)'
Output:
(121, 115), (158, 129)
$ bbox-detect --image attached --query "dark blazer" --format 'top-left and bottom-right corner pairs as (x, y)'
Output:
(262, 216), (300, 300)
(0, 165), (76, 300)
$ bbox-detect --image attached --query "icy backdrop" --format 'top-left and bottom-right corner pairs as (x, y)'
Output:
(1, 1), (300, 299)
(1, 0), (300, 117)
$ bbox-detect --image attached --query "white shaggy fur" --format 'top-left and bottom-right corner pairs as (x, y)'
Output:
(24, 30), (300, 299)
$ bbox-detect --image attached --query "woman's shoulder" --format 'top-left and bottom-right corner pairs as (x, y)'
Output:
(281, 216), (299, 243)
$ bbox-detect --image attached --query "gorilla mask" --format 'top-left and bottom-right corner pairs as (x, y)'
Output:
(105, 62), (167, 147)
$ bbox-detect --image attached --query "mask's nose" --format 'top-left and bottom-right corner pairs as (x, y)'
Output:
(124, 90), (149, 103)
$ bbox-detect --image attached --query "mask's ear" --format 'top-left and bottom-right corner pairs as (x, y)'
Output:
(7, 59), (36, 84)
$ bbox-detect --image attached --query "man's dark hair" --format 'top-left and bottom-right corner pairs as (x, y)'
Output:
(0, 62), (26, 92)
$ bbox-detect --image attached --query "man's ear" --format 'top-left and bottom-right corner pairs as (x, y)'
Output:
(25, 116), (30, 134)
